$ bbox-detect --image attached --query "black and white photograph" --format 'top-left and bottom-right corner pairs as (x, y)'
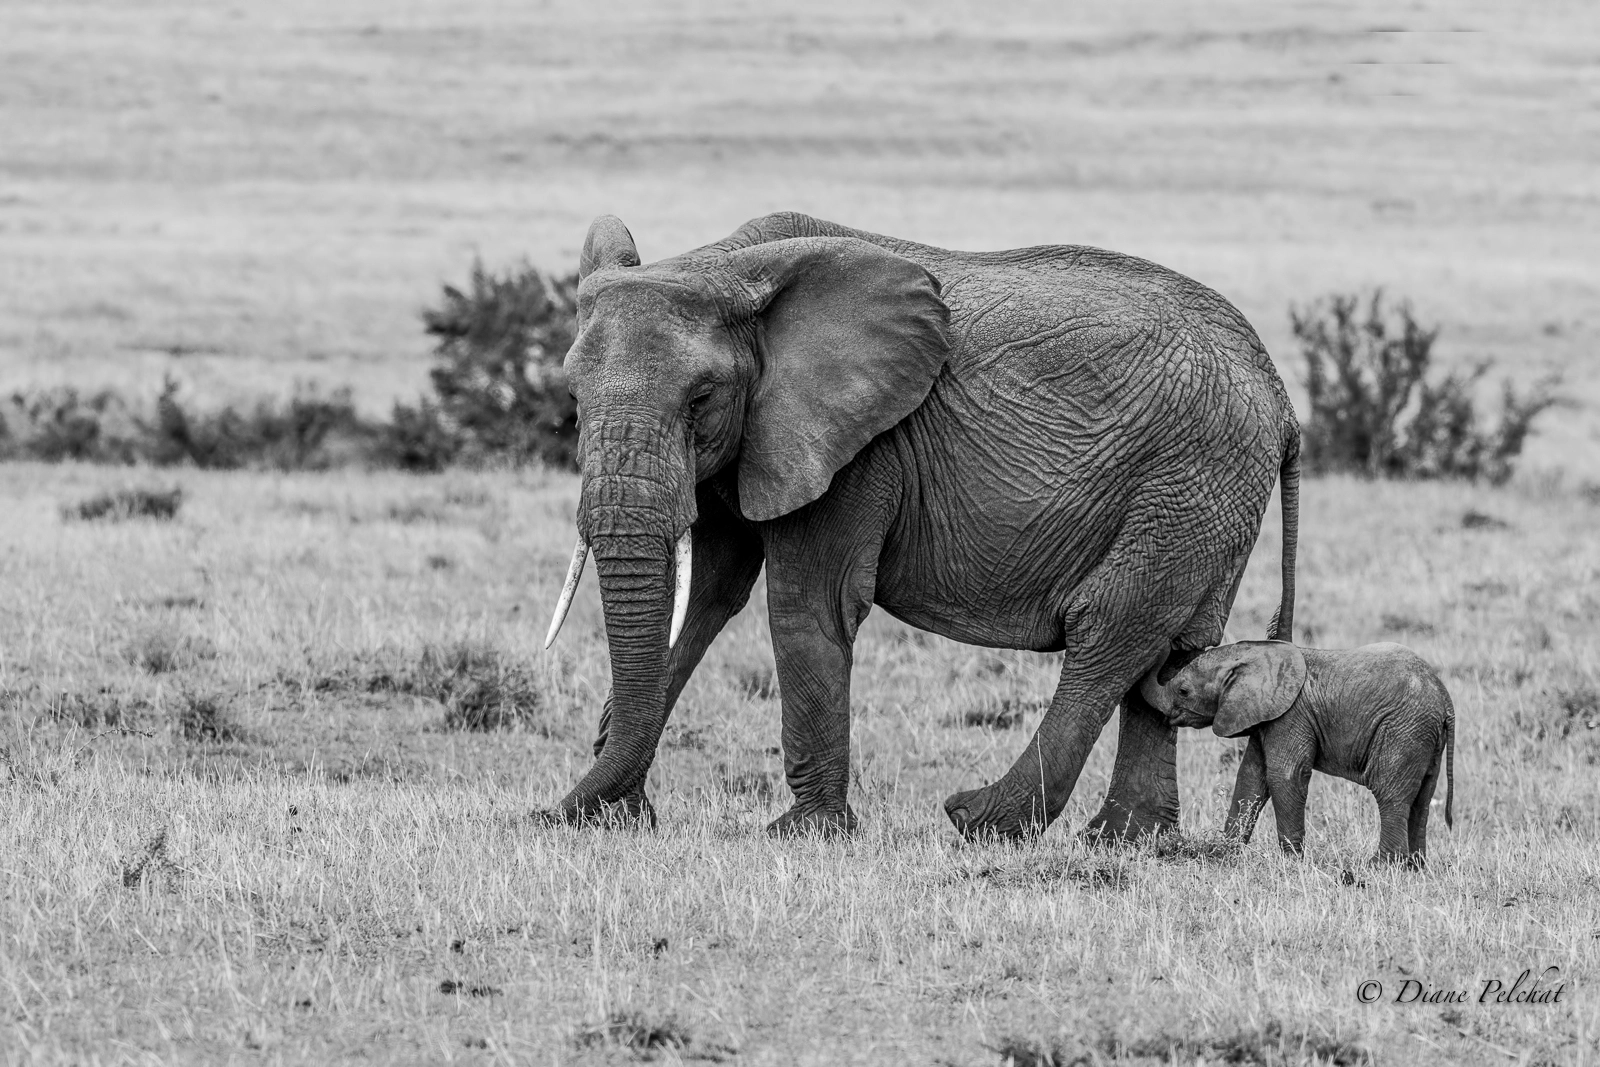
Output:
(1, 1), (1595, 1063)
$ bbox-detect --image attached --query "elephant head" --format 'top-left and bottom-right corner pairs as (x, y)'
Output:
(544, 215), (950, 814)
(1139, 641), (1307, 737)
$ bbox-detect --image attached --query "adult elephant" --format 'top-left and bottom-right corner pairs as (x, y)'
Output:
(543, 211), (1299, 840)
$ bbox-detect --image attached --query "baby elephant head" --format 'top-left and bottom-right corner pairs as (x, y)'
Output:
(1139, 641), (1308, 737)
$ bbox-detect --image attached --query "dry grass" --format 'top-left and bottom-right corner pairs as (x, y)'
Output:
(3, 1), (1598, 1062)
(1, 462), (1596, 1065)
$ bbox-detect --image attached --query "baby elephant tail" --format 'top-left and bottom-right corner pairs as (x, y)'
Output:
(1267, 431), (1300, 643)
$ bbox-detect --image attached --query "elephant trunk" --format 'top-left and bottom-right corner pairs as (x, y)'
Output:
(1137, 663), (1175, 717)
(554, 419), (697, 818)
(556, 529), (674, 813)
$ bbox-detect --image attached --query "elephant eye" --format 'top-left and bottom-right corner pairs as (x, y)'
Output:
(1179, 686), (1191, 696)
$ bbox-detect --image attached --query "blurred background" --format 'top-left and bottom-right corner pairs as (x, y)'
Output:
(1, 0), (1595, 476)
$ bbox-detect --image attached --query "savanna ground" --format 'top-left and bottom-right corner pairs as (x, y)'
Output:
(2, 0), (1599, 1064)
(2, 466), (1597, 1065)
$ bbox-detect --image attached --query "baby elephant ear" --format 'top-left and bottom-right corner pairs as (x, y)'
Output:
(1214, 642), (1308, 738)
(728, 237), (950, 522)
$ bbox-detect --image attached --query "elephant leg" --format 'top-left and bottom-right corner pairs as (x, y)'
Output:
(1405, 750), (1443, 867)
(1369, 741), (1429, 867)
(1082, 644), (1202, 843)
(580, 485), (764, 826)
(943, 546), (1204, 840)
(1266, 760), (1311, 855)
(760, 496), (885, 838)
(1223, 733), (1269, 843)
(1372, 792), (1415, 866)
(1086, 556), (1248, 841)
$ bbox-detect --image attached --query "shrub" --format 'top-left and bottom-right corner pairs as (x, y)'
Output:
(1293, 291), (1560, 484)
(418, 259), (580, 470)
(145, 376), (374, 470)
(3, 257), (583, 473)
(377, 397), (460, 472)
(174, 692), (244, 743)
(64, 487), (184, 522)
(1, 388), (145, 464)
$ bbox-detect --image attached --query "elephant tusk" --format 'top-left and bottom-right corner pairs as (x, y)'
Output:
(543, 535), (589, 650)
(668, 529), (692, 649)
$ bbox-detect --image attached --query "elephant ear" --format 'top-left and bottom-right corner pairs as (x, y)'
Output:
(579, 215), (641, 280)
(727, 237), (950, 522)
(1213, 642), (1307, 738)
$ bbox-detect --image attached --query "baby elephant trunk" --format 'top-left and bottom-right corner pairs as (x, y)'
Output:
(1138, 665), (1176, 717)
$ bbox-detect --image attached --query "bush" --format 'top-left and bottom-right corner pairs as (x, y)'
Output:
(3, 379), (379, 471)
(1, 388), (145, 464)
(1293, 291), (1560, 484)
(63, 487), (184, 522)
(377, 397), (460, 473)
(417, 259), (579, 470)
(145, 376), (374, 470)
(2, 256), (583, 474)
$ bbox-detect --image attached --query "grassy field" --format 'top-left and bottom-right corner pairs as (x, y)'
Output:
(1, 463), (1596, 1065)
(3, 0), (1599, 1064)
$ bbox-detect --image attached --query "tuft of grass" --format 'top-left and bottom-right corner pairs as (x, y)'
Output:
(715, 761), (778, 803)
(1378, 612), (1437, 637)
(45, 689), (151, 729)
(959, 697), (1034, 730)
(120, 827), (181, 891)
(62, 486), (183, 522)
(174, 692), (244, 743)
(1144, 830), (1243, 864)
(410, 642), (550, 733)
(735, 666), (779, 701)
(123, 625), (214, 675)
(571, 1011), (720, 1060)
(958, 853), (1131, 891)
(1461, 509), (1511, 530)
(989, 1034), (1094, 1067)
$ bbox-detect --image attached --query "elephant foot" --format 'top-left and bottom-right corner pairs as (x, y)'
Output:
(534, 789), (657, 831)
(943, 784), (1047, 841)
(1371, 849), (1425, 871)
(765, 804), (858, 839)
(1080, 797), (1177, 846)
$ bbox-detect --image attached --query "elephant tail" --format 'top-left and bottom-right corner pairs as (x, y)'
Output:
(1267, 432), (1300, 643)
(1444, 703), (1455, 830)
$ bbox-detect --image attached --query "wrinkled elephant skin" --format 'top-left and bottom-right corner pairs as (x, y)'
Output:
(545, 211), (1301, 843)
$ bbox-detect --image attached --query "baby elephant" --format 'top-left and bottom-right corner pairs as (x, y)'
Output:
(1140, 641), (1454, 865)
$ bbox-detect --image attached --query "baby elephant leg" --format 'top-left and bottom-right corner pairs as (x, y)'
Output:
(1264, 760), (1313, 856)
(1404, 750), (1444, 866)
(1371, 740), (1433, 867)
(1223, 734), (1270, 843)
(1372, 791), (1417, 866)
